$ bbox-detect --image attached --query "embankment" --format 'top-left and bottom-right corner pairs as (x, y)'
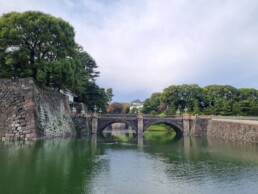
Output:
(189, 116), (258, 143)
(0, 78), (75, 141)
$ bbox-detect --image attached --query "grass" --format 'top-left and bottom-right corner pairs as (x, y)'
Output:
(112, 134), (130, 142)
(144, 131), (176, 143)
(145, 123), (176, 143)
(146, 123), (173, 131)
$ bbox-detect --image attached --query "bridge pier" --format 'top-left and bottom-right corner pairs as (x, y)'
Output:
(92, 113), (98, 134)
(137, 113), (143, 134)
(183, 114), (191, 135)
(137, 133), (143, 150)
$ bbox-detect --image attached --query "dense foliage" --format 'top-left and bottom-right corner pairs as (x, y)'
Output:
(142, 84), (258, 116)
(107, 102), (130, 114)
(0, 11), (112, 111)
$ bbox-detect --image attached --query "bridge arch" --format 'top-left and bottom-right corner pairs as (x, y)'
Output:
(97, 120), (138, 133)
(143, 121), (183, 138)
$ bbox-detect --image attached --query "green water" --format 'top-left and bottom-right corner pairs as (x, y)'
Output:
(1, 133), (258, 194)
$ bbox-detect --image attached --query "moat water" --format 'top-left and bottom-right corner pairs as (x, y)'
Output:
(1, 131), (258, 194)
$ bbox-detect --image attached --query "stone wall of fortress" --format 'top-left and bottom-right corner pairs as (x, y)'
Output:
(0, 78), (75, 141)
(187, 116), (258, 143)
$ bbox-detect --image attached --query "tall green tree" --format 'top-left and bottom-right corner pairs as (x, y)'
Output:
(0, 11), (111, 110)
(193, 100), (200, 115)
(144, 84), (258, 116)
(164, 102), (176, 115)
(161, 84), (204, 112)
(79, 81), (108, 112)
(0, 11), (90, 93)
(105, 88), (114, 104)
(142, 93), (162, 114)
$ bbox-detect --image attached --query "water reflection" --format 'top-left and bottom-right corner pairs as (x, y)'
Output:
(0, 135), (258, 194)
(144, 131), (176, 144)
(102, 130), (137, 142)
(0, 138), (105, 194)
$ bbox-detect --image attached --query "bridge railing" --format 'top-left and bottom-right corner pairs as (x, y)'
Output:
(97, 114), (181, 119)
(143, 114), (182, 119)
(98, 114), (137, 118)
(213, 116), (258, 121)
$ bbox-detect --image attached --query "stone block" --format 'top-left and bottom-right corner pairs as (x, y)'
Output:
(23, 130), (31, 134)
(0, 78), (74, 140)
(30, 133), (36, 138)
(25, 137), (30, 141)
(26, 125), (36, 131)
(19, 134), (25, 139)
(25, 134), (31, 138)
(6, 133), (14, 138)
(21, 123), (27, 127)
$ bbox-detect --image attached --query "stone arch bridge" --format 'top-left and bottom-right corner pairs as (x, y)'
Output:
(91, 114), (193, 137)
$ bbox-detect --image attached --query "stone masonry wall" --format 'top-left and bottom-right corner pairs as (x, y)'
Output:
(73, 116), (91, 136)
(189, 116), (211, 136)
(0, 78), (75, 141)
(188, 117), (258, 143)
(34, 86), (75, 137)
(0, 78), (36, 141)
(207, 120), (258, 143)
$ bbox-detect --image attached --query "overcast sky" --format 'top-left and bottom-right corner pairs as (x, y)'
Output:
(1, 0), (258, 102)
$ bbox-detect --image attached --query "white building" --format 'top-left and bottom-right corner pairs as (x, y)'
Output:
(129, 99), (143, 112)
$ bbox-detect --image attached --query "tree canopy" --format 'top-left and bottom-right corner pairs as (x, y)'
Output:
(143, 84), (258, 116)
(0, 11), (112, 111)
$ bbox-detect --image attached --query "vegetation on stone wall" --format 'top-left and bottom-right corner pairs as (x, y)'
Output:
(143, 84), (258, 116)
(0, 11), (112, 111)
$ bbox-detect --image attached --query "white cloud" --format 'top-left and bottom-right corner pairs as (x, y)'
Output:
(1, 0), (258, 101)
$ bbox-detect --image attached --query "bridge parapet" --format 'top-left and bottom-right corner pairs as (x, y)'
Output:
(97, 114), (183, 119)
(98, 114), (137, 118)
(143, 114), (181, 119)
(213, 115), (258, 121)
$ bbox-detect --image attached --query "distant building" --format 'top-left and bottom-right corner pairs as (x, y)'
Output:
(131, 99), (142, 106)
(129, 99), (143, 112)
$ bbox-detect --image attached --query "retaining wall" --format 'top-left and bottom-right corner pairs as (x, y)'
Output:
(0, 78), (75, 141)
(207, 120), (258, 143)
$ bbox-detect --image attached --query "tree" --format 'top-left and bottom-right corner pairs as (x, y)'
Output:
(203, 85), (237, 108)
(107, 102), (123, 113)
(0, 11), (111, 110)
(164, 102), (176, 115)
(142, 93), (162, 114)
(0, 11), (93, 93)
(130, 107), (138, 114)
(221, 100), (232, 115)
(105, 88), (114, 104)
(121, 103), (130, 114)
(193, 100), (200, 115)
(78, 81), (107, 112)
(161, 84), (204, 113)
